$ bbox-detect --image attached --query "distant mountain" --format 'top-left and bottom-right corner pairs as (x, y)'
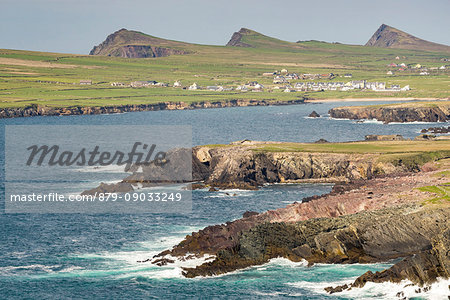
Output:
(365, 24), (450, 53)
(89, 28), (190, 58)
(226, 28), (305, 50)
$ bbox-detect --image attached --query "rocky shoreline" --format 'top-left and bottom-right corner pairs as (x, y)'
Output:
(144, 151), (450, 295)
(0, 99), (305, 119)
(82, 140), (444, 195)
(329, 102), (450, 123)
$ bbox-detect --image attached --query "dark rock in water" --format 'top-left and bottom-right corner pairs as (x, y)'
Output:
(325, 284), (349, 294)
(208, 187), (219, 192)
(308, 111), (320, 118)
(314, 138), (329, 143)
(243, 211), (259, 218)
(421, 126), (450, 134)
(152, 258), (175, 266)
(81, 182), (134, 195)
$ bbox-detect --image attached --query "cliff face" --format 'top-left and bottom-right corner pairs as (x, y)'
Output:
(365, 24), (450, 53)
(89, 28), (189, 58)
(149, 152), (450, 290)
(158, 168), (448, 259)
(0, 99), (305, 119)
(329, 103), (450, 123)
(226, 28), (254, 47)
(181, 205), (449, 280)
(192, 144), (423, 189)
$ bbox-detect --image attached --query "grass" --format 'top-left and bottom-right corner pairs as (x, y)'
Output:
(0, 30), (449, 109)
(250, 140), (450, 154)
(418, 184), (450, 204)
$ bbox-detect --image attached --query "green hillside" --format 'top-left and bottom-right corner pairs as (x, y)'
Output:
(0, 28), (449, 109)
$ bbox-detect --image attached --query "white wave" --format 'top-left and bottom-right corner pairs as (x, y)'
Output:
(74, 164), (129, 174)
(206, 189), (255, 198)
(328, 117), (352, 121)
(388, 121), (449, 125)
(304, 116), (324, 119)
(353, 119), (384, 124)
(0, 264), (61, 274)
(289, 276), (450, 299)
(266, 257), (309, 267)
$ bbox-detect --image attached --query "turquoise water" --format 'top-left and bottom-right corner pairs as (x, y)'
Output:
(1, 102), (448, 299)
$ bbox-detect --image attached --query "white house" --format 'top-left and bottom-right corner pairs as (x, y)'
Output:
(173, 81), (182, 87)
(188, 83), (199, 90)
(439, 65), (446, 70)
(206, 86), (223, 91)
(253, 83), (264, 90)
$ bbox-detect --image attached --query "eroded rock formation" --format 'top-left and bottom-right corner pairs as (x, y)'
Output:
(329, 103), (450, 123)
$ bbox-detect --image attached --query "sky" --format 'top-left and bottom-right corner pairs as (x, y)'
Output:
(1, 0), (449, 54)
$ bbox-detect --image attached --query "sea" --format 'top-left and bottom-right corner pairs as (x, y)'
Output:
(0, 101), (449, 299)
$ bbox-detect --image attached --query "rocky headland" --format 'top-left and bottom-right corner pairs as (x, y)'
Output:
(0, 99), (304, 119)
(89, 28), (190, 58)
(329, 101), (450, 123)
(139, 144), (450, 294)
(83, 139), (449, 195)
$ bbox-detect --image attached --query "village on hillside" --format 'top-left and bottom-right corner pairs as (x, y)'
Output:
(80, 59), (448, 93)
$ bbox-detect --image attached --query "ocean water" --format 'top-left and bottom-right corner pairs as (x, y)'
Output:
(0, 101), (448, 299)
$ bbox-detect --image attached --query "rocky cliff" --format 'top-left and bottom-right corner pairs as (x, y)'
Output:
(147, 154), (450, 293)
(89, 28), (189, 58)
(181, 205), (449, 280)
(365, 24), (450, 53)
(0, 99), (304, 119)
(226, 28), (255, 47)
(329, 102), (450, 123)
(155, 167), (448, 259)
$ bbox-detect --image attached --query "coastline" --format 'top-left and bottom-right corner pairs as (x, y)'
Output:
(304, 97), (448, 103)
(0, 97), (447, 119)
(0, 99), (305, 119)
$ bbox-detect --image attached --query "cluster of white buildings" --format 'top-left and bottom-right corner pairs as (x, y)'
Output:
(281, 80), (410, 92)
(111, 76), (412, 93)
(387, 61), (447, 75)
(188, 81), (264, 92)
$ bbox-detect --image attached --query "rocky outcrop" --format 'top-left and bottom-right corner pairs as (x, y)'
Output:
(226, 28), (254, 47)
(329, 102), (450, 123)
(308, 111), (320, 118)
(180, 205), (449, 279)
(421, 126), (450, 134)
(365, 24), (450, 53)
(104, 45), (188, 58)
(328, 228), (450, 292)
(89, 28), (190, 58)
(83, 139), (449, 195)
(155, 168), (448, 257)
(190, 144), (433, 189)
(0, 99), (305, 119)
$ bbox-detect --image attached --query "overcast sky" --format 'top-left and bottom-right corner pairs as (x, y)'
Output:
(1, 0), (449, 54)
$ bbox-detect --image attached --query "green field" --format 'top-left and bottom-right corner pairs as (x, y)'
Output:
(0, 31), (449, 109)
